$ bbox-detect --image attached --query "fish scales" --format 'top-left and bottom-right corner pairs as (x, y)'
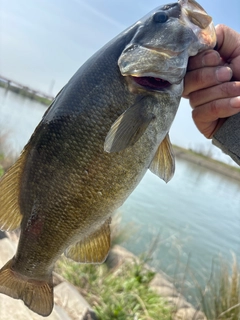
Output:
(0, 0), (216, 316)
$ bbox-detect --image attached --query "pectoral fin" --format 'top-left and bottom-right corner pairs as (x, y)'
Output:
(65, 218), (111, 263)
(0, 149), (28, 231)
(104, 98), (155, 153)
(149, 133), (175, 183)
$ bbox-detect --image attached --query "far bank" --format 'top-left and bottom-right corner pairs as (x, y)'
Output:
(173, 145), (240, 181)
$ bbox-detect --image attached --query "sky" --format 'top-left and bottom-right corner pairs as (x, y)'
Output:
(0, 0), (240, 163)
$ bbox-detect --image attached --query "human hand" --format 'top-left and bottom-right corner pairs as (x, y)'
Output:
(183, 24), (240, 138)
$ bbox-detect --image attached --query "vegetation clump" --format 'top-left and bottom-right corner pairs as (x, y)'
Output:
(56, 257), (173, 320)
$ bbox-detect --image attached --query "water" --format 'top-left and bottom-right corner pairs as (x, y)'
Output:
(1, 88), (240, 303)
(0, 88), (46, 153)
(120, 160), (240, 302)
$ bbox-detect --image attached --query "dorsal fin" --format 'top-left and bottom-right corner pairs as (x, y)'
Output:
(0, 149), (28, 231)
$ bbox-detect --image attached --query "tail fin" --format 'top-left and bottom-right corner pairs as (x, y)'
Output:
(0, 258), (54, 317)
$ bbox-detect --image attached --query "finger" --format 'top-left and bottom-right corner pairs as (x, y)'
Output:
(183, 66), (232, 97)
(216, 24), (240, 80)
(192, 97), (240, 138)
(216, 24), (240, 61)
(187, 50), (221, 71)
(189, 81), (240, 108)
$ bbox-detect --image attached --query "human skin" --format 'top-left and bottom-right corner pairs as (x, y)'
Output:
(183, 24), (240, 138)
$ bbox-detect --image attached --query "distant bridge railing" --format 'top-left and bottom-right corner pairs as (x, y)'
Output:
(0, 75), (54, 104)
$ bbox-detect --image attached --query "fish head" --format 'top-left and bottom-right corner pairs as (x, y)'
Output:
(118, 0), (216, 95)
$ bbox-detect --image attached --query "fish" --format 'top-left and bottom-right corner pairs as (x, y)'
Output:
(0, 0), (216, 316)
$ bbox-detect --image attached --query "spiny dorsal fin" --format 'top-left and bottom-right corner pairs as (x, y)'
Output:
(0, 258), (53, 316)
(104, 97), (155, 153)
(149, 133), (175, 183)
(0, 149), (28, 231)
(65, 218), (111, 263)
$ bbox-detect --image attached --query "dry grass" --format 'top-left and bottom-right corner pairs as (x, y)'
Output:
(195, 254), (240, 320)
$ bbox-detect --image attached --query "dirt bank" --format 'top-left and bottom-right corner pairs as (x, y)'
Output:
(173, 145), (240, 182)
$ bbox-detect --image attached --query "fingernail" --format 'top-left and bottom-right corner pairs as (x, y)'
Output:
(202, 51), (220, 66)
(230, 96), (240, 108)
(216, 66), (232, 82)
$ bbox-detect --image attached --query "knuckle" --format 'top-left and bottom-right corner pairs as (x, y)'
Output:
(187, 52), (204, 71)
(220, 82), (233, 96)
(209, 100), (219, 118)
(193, 68), (206, 86)
(231, 81), (240, 95)
(188, 91), (201, 108)
(189, 97), (196, 109)
(191, 108), (199, 122)
(219, 82), (240, 97)
(184, 68), (207, 96)
(192, 106), (203, 123)
(192, 109), (213, 139)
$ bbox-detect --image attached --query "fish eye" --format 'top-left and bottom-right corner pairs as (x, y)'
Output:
(153, 11), (168, 23)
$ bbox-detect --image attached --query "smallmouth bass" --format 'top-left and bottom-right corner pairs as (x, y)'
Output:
(0, 0), (216, 316)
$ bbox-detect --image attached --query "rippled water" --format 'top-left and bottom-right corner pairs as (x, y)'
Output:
(1, 87), (240, 303)
(120, 159), (240, 301)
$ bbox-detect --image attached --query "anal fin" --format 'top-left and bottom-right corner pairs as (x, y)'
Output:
(149, 133), (175, 183)
(65, 218), (111, 263)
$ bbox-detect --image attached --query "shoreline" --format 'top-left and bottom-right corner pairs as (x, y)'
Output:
(0, 81), (53, 106)
(173, 145), (240, 181)
(1, 144), (240, 182)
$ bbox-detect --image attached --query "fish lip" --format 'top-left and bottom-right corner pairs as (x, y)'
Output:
(126, 75), (174, 93)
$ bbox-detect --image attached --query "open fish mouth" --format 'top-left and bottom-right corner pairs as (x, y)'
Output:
(131, 76), (171, 91)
